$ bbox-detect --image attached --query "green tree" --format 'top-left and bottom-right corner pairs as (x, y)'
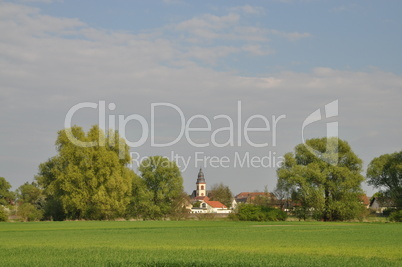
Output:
(126, 173), (154, 219)
(367, 150), (402, 209)
(138, 156), (184, 219)
(17, 203), (43, 222)
(208, 183), (233, 208)
(274, 179), (293, 211)
(277, 137), (364, 221)
(0, 177), (14, 206)
(0, 206), (7, 222)
(36, 125), (133, 220)
(17, 182), (45, 207)
(16, 182), (45, 221)
(249, 186), (276, 207)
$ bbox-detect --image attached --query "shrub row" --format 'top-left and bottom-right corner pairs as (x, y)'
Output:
(230, 204), (287, 221)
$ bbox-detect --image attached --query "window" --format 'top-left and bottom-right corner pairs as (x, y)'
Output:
(201, 185), (204, 190)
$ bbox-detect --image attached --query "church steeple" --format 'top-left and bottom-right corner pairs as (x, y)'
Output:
(196, 168), (206, 197)
(197, 168), (205, 183)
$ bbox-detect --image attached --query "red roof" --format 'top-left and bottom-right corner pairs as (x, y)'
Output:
(194, 196), (210, 201)
(359, 194), (370, 206)
(204, 200), (227, 209)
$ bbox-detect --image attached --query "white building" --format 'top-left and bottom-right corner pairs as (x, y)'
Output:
(190, 169), (231, 214)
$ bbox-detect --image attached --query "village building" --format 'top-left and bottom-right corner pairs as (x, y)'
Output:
(369, 197), (395, 214)
(232, 191), (278, 209)
(190, 169), (231, 214)
(359, 194), (370, 209)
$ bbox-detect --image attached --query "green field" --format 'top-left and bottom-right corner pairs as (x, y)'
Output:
(0, 221), (401, 266)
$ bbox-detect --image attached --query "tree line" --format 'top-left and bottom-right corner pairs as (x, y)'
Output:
(1, 126), (186, 221)
(1, 125), (401, 222)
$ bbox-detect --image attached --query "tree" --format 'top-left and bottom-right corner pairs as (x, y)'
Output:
(126, 173), (154, 219)
(208, 183), (233, 208)
(138, 156), (184, 219)
(249, 186), (275, 207)
(16, 182), (45, 207)
(0, 206), (7, 222)
(17, 203), (43, 222)
(0, 177), (14, 206)
(367, 150), (402, 209)
(277, 137), (364, 221)
(274, 179), (293, 211)
(16, 182), (45, 221)
(36, 125), (133, 220)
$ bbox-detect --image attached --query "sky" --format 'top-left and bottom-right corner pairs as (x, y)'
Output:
(1, 0), (401, 196)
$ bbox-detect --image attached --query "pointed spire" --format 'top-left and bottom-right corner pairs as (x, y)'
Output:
(196, 168), (205, 184)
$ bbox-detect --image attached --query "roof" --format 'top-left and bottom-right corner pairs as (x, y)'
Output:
(196, 168), (206, 184)
(235, 192), (275, 200)
(204, 200), (227, 209)
(193, 196), (210, 201)
(370, 197), (395, 208)
(359, 194), (370, 206)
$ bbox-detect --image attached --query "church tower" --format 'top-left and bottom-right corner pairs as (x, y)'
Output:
(196, 168), (206, 197)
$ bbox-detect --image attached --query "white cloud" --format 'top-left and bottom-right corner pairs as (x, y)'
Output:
(242, 45), (273, 56)
(230, 5), (265, 15)
(172, 12), (310, 45)
(182, 46), (240, 65)
(269, 29), (311, 41)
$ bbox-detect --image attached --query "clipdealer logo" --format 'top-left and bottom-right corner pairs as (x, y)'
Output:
(301, 100), (339, 165)
(64, 100), (339, 170)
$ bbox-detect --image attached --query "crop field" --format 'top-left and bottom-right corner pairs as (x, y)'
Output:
(0, 220), (401, 266)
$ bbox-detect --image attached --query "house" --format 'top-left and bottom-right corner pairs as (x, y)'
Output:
(359, 194), (370, 209)
(189, 169), (231, 214)
(191, 200), (231, 214)
(369, 197), (395, 214)
(233, 192), (277, 208)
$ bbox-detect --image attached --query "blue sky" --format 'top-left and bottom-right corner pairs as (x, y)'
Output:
(1, 0), (401, 195)
(33, 0), (402, 74)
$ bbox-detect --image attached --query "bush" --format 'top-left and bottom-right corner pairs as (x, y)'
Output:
(388, 210), (402, 222)
(0, 206), (8, 222)
(232, 204), (287, 222)
(17, 203), (43, 222)
(383, 208), (396, 217)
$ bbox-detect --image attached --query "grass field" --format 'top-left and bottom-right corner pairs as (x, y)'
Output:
(0, 220), (401, 266)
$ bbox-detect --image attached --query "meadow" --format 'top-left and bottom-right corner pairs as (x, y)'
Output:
(0, 220), (401, 266)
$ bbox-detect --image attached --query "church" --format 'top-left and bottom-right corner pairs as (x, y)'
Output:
(189, 169), (231, 214)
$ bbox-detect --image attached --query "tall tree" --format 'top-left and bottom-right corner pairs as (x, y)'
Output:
(208, 183), (233, 208)
(36, 125), (133, 220)
(138, 156), (184, 219)
(0, 177), (14, 206)
(277, 137), (364, 221)
(274, 179), (293, 211)
(126, 173), (154, 219)
(16, 182), (45, 221)
(16, 182), (44, 206)
(367, 150), (402, 208)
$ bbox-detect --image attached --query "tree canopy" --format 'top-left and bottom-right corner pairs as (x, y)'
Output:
(277, 137), (364, 221)
(208, 183), (233, 208)
(16, 182), (43, 206)
(136, 156), (184, 219)
(36, 125), (134, 220)
(367, 150), (402, 208)
(0, 177), (14, 206)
